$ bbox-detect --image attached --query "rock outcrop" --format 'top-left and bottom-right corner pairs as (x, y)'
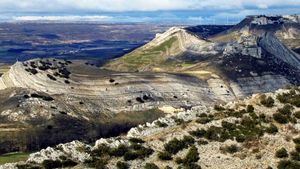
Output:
(2, 86), (300, 169)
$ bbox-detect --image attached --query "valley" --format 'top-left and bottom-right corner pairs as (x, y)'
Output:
(0, 14), (299, 169)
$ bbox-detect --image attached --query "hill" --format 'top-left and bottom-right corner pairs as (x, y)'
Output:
(2, 86), (300, 169)
(0, 15), (299, 164)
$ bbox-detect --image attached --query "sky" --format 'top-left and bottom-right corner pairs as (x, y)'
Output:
(0, 0), (299, 24)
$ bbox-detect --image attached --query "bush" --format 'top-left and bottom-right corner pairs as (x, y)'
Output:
(266, 123), (278, 134)
(277, 160), (300, 169)
(196, 117), (212, 124)
(109, 144), (129, 157)
(260, 95), (275, 107)
(42, 160), (62, 169)
(221, 145), (239, 154)
(277, 91), (300, 107)
(236, 135), (246, 143)
(294, 111), (300, 119)
(47, 74), (57, 81)
(290, 151), (300, 161)
(25, 68), (38, 75)
(123, 151), (139, 161)
(129, 138), (145, 144)
(296, 145), (300, 153)
(183, 145), (200, 164)
(275, 148), (289, 158)
(214, 105), (225, 111)
(182, 163), (202, 169)
(273, 113), (289, 124)
(144, 163), (159, 169)
(155, 121), (168, 128)
(246, 105), (255, 113)
(116, 161), (129, 169)
(123, 146), (153, 161)
(189, 129), (206, 138)
(204, 126), (221, 141)
(293, 137), (300, 144)
(221, 121), (236, 131)
(278, 104), (294, 116)
(175, 157), (183, 164)
(197, 139), (209, 145)
(164, 136), (194, 155)
(157, 151), (172, 160)
(91, 144), (110, 157)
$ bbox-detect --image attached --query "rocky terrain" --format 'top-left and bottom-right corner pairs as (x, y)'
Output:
(1, 86), (300, 169)
(104, 14), (300, 98)
(0, 58), (235, 154)
(0, 15), (299, 167)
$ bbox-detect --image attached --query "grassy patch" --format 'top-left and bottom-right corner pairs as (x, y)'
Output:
(0, 152), (30, 164)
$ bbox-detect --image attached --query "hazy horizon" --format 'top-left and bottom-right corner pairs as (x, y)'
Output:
(0, 0), (299, 24)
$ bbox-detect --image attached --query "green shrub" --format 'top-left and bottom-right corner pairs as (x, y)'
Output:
(276, 91), (300, 107)
(164, 136), (194, 155)
(42, 160), (62, 169)
(84, 157), (108, 169)
(182, 163), (202, 169)
(240, 116), (256, 128)
(277, 160), (300, 169)
(197, 139), (209, 145)
(265, 124), (278, 134)
(236, 135), (246, 143)
(273, 113), (289, 124)
(164, 138), (183, 154)
(221, 145), (239, 154)
(290, 151), (300, 161)
(246, 105), (255, 113)
(296, 145), (300, 153)
(16, 164), (42, 169)
(116, 161), (129, 169)
(260, 95), (275, 107)
(144, 163), (159, 169)
(293, 137), (300, 144)
(182, 136), (195, 146)
(204, 126), (221, 141)
(174, 118), (184, 125)
(189, 129), (206, 138)
(196, 117), (212, 124)
(294, 111), (300, 119)
(198, 113), (208, 117)
(175, 157), (183, 164)
(61, 159), (77, 167)
(214, 104), (225, 111)
(91, 144), (110, 157)
(123, 145), (153, 161)
(221, 121), (236, 131)
(275, 148), (289, 158)
(123, 151), (139, 161)
(183, 145), (200, 164)
(278, 104), (294, 116)
(157, 151), (172, 160)
(109, 144), (129, 157)
(129, 138), (145, 144)
(155, 121), (168, 127)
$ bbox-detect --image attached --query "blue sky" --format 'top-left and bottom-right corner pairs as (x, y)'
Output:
(0, 0), (299, 24)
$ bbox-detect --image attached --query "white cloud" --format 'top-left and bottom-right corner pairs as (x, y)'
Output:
(0, 0), (299, 12)
(13, 15), (113, 21)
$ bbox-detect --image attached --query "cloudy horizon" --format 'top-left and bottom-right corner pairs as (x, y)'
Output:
(0, 0), (299, 24)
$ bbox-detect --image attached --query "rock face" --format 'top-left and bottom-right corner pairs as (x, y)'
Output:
(3, 87), (300, 169)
